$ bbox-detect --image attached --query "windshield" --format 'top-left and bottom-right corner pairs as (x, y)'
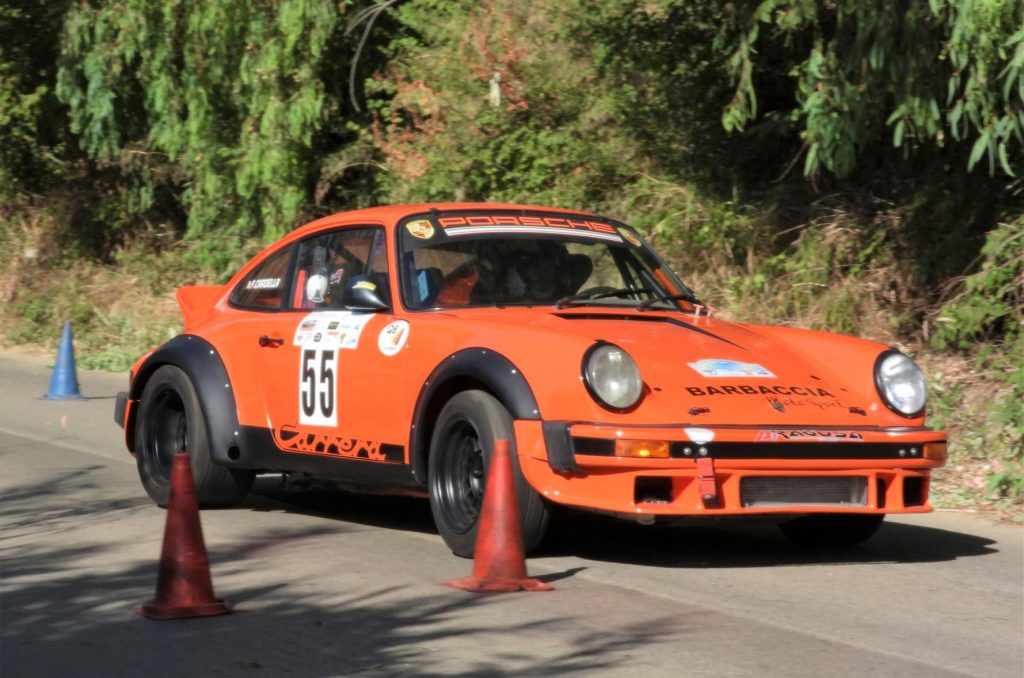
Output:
(398, 211), (696, 310)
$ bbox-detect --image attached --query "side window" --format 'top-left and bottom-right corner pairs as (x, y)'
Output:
(230, 246), (293, 310)
(290, 227), (389, 310)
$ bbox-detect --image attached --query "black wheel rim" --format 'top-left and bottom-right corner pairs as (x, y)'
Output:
(433, 417), (486, 534)
(143, 388), (188, 484)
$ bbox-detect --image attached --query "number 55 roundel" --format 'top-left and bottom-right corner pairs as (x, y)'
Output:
(293, 310), (375, 426)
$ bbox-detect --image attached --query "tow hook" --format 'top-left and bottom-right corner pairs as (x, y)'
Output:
(696, 457), (719, 508)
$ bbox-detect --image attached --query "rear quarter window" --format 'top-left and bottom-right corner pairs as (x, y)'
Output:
(230, 246), (292, 310)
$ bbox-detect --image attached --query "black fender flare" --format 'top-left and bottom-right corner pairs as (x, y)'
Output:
(409, 348), (541, 484)
(129, 334), (241, 465)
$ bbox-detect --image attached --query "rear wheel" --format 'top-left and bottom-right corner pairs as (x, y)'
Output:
(135, 365), (253, 507)
(428, 390), (549, 558)
(778, 514), (885, 548)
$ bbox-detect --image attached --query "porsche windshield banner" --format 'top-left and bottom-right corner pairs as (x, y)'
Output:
(402, 212), (625, 244)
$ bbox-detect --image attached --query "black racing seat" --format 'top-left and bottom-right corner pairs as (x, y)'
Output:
(559, 254), (593, 296)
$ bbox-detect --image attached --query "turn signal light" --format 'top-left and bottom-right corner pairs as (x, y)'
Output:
(615, 440), (670, 459)
(923, 442), (948, 462)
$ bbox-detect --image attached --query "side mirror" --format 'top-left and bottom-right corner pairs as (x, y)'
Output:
(343, 274), (389, 312)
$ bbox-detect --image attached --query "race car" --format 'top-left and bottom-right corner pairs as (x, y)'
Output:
(114, 203), (948, 556)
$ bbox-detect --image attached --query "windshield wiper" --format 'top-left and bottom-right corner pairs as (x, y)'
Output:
(636, 291), (706, 312)
(555, 287), (655, 309)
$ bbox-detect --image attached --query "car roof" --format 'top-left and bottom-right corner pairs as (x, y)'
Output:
(291, 202), (600, 239)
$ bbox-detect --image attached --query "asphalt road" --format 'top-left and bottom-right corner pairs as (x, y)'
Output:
(1, 350), (1021, 677)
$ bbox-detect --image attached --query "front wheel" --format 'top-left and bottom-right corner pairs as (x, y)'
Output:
(428, 390), (549, 558)
(778, 514), (885, 548)
(135, 365), (254, 508)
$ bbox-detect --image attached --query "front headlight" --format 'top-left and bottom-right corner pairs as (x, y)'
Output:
(874, 350), (927, 417)
(583, 343), (643, 410)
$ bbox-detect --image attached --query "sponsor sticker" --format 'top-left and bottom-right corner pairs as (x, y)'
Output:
(294, 311), (374, 349)
(684, 427), (715, 444)
(685, 384), (835, 398)
(618, 228), (643, 247)
(437, 214), (623, 243)
(755, 430), (865, 442)
(405, 219), (436, 240)
(687, 359), (776, 378)
(766, 395), (846, 411)
(378, 320), (410, 356)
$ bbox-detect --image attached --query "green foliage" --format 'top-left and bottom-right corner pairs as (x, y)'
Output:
(927, 352), (1024, 511)
(932, 217), (1023, 349)
(367, 2), (632, 207)
(615, 174), (761, 271)
(0, 0), (1020, 516)
(927, 217), (1023, 510)
(719, 208), (913, 337)
(722, 0), (1024, 177)
(0, 1), (70, 199)
(987, 470), (1024, 503)
(56, 0), (343, 273)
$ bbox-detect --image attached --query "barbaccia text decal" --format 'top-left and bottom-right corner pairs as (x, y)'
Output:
(685, 384), (835, 397)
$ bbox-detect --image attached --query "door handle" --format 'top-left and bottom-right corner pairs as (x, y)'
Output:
(259, 335), (284, 348)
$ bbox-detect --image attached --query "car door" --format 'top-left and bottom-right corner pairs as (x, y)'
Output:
(254, 226), (409, 464)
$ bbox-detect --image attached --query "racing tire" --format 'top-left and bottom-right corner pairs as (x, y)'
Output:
(428, 390), (550, 558)
(135, 365), (254, 508)
(778, 513), (885, 548)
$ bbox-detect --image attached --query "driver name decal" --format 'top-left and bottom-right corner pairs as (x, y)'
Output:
(245, 277), (281, 290)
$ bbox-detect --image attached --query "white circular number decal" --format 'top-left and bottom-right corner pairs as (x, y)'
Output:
(378, 321), (409, 356)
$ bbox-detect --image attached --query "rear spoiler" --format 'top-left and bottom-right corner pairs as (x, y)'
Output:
(176, 285), (224, 331)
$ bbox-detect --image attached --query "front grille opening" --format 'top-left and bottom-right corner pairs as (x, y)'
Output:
(741, 476), (867, 508)
(634, 477), (673, 504)
(876, 478), (887, 509)
(903, 477), (926, 507)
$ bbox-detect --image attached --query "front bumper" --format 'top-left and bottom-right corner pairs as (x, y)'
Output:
(515, 420), (946, 517)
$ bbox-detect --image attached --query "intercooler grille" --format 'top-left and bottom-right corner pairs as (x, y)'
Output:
(740, 476), (867, 508)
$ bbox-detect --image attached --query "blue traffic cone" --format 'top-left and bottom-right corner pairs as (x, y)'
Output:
(42, 321), (84, 400)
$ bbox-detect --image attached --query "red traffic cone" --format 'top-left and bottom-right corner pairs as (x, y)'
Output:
(136, 451), (231, 619)
(445, 439), (552, 593)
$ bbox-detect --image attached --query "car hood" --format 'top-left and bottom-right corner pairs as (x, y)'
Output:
(442, 307), (895, 427)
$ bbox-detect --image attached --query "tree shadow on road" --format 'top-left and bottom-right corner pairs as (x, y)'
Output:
(245, 475), (437, 536)
(3, 533), (675, 677)
(532, 511), (1000, 568)
(3, 468), (675, 677)
(243, 476), (999, 570)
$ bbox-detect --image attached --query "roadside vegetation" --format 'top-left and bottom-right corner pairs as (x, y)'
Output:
(1, 1), (1020, 516)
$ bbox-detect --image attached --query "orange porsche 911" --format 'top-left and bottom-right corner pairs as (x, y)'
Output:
(115, 203), (948, 556)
